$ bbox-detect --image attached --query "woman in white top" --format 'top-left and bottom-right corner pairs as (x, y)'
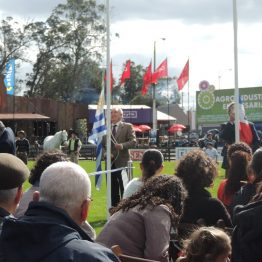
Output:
(123, 149), (164, 198)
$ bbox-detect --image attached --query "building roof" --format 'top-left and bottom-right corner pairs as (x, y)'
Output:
(89, 104), (151, 110)
(157, 110), (176, 121)
(0, 113), (50, 120)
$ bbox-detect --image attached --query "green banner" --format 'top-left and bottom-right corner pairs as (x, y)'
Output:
(196, 87), (262, 125)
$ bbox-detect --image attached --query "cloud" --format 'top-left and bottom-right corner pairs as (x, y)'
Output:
(110, 0), (262, 24)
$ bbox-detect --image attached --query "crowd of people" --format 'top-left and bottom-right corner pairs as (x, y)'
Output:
(0, 103), (262, 261)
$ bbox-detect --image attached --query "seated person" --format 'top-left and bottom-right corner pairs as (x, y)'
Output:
(232, 182), (262, 262)
(177, 226), (231, 262)
(0, 153), (29, 226)
(217, 142), (252, 214)
(0, 162), (118, 262)
(123, 149), (164, 198)
(15, 149), (96, 240)
(96, 175), (187, 262)
(233, 148), (262, 207)
(176, 149), (232, 227)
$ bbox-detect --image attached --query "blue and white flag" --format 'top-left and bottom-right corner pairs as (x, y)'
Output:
(4, 59), (15, 95)
(88, 85), (107, 189)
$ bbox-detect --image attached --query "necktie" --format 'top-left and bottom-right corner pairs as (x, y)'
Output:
(112, 125), (117, 137)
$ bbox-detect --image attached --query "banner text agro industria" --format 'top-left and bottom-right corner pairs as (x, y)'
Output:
(216, 93), (262, 110)
(196, 87), (262, 125)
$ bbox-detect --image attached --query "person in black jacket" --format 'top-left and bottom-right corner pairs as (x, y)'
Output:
(175, 149), (232, 227)
(232, 184), (262, 262)
(0, 121), (16, 155)
(0, 162), (118, 262)
(220, 102), (260, 176)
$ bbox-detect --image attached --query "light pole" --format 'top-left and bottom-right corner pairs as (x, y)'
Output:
(152, 38), (166, 133)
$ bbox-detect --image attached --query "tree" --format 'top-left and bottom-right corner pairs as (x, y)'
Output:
(26, 0), (105, 101)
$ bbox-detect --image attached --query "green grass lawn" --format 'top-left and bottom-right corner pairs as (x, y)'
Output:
(24, 160), (226, 234)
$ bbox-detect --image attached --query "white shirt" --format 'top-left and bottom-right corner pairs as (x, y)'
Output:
(205, 147), (219, 160)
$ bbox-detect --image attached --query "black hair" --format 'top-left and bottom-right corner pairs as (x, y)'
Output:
(141, 149), (164, 181)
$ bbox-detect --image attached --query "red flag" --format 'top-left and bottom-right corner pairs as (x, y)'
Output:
(239, 97), (253, 145)
(177, 60), (189, 91)
(104, 60), (113, 92)
(151, 58), (168, 84)
(120, 60), (131, 87)
(141, 62), (152, 96)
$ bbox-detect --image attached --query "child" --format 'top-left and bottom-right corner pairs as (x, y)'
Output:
(205, 142), (219, 163)
(176, 227), (231, 262)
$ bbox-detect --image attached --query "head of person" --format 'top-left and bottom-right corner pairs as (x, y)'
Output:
(176, 149), (217, 193)
(112, 175), (187, 226)
(181, 227), (231, 262)
(29, 150), (67, 186)
(17, 130), (26, 139)
(140, 149), (164, 181)
(0, 153), (30, 214)
(70, 130), (78, 139)
(250, 148), (262, 184)
(207, 133), (213, 140)
(38, 162), (92, 226)
(111, 107), (123, 124)
(227, 102), (235, 122)
(225, 142), (252, 195)
(206, 142), (213, 149)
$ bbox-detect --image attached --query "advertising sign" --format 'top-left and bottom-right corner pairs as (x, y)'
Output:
(196, 87), (262, 125)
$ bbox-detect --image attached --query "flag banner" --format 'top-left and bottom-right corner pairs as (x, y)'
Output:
(120, 60), (131, 87)
(151, 58), (168, 84)
(88, 79), (107, 189)
(177, 59), (189, 91)
(141, 62), (152, 95)
(239, 97), (253, 145)
(4, 59), (15, 95)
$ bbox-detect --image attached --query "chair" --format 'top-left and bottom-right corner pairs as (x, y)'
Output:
(111, 245), (160, 262)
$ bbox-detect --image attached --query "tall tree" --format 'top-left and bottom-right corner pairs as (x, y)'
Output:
(26, 0), (105, 101)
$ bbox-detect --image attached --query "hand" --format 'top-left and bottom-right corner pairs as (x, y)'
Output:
(115, 143), (123, 150)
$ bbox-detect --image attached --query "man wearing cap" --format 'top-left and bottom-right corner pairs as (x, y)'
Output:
(68, 130), (82, 164)
(16, 130), (30, 164)
(0, 121), (16, 155)
(0, 153), (29, 228)
(0, 162), (118, 262)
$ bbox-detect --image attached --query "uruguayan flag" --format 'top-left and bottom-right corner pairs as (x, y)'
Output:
(88, 85), (107, 189)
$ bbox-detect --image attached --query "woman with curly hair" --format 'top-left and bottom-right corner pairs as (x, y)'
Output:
(177, 227), (231, 262)
(123, 149), (164, 198)
(96, 175), (187, 262)
(217, 142), (252, 213)
(176, 149), (232, 227)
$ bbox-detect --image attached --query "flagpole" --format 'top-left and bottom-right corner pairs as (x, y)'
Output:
(105, 0), (112, 216)
(187, 59), (190, 130)
(233, 0), (240, 143)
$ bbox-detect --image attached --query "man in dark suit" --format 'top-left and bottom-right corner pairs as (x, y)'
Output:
(220, 102), (260, 173)
(108, 107), (136, 207)
(0, 121), (16, 155)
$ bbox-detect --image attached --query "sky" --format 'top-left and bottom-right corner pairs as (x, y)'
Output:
(1, 0), (262, 108)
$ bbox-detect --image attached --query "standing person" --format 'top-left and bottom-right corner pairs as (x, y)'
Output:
(0, 121), (16, 155)
(16, 130), (30, 164)
(220, 102), (259, 175)
(106, 107), (136, 207)
(204, 142), (219, 163)
(68, 130), (82, 164)
(0, 162), (119, 262)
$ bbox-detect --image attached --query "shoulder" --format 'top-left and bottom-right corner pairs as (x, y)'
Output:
(65, 239), (119, 261)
